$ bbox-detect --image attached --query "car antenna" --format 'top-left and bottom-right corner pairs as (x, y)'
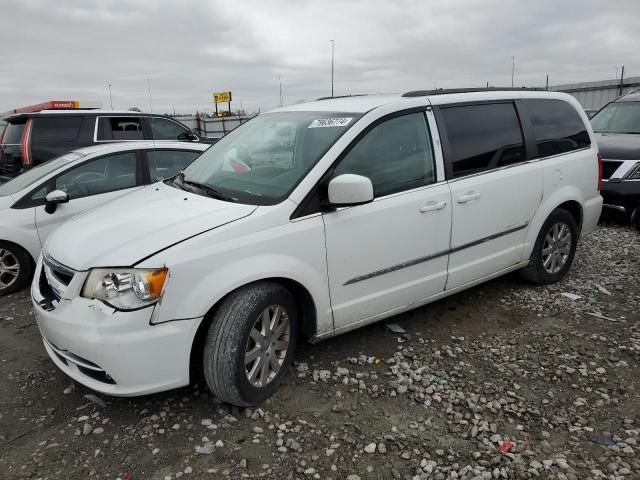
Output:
(148, 78), (156, 151)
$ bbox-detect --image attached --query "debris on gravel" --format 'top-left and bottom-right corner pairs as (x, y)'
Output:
(0, 223), (638, 479)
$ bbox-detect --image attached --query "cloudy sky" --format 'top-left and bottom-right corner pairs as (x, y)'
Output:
(1, 0), (638, 114)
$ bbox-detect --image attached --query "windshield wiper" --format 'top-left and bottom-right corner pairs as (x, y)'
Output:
(182, 180), (238, 202)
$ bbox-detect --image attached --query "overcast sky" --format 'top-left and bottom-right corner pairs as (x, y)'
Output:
(1, 0), (638, 114)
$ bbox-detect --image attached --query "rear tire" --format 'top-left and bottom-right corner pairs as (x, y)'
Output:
(0, 241), (33, 296)
(520, 209), (578, 285)
(203, 282), (298, 406)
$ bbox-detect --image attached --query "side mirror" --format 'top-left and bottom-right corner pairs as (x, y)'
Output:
(327, 174), (374, 207)
(44, 189), (68, 214)
(178, 130), (197, 141)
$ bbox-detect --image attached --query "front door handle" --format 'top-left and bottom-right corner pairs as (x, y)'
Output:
(457, 191), (481, 203)
(419, 200), (447, 213)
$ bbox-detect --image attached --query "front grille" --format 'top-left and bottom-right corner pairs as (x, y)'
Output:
(602, 160), (623, 179)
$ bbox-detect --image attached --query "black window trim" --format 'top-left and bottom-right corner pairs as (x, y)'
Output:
(141, 147), (202, 184)
(291, 106), (434, 220)
(12, 150), (145, 209)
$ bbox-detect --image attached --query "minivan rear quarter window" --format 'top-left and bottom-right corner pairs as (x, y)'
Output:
(440, 102), (526, 178)
(525, 99), (591, 157)
(31, 117), (83, 143)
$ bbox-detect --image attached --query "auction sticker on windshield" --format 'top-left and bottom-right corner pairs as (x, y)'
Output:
(308, 118), (353, 128)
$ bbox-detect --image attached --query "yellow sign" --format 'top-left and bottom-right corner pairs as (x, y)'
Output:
(213, 91), (232, 103)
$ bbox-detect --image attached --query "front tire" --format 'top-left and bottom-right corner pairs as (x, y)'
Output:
(203, 282), (298, 406)
(0, 241), (33, 296)
(520, 209), (578, 285)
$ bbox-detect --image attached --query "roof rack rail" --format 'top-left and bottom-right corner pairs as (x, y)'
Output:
(315, 94), (369, 101)
(402, 87), (545, 97)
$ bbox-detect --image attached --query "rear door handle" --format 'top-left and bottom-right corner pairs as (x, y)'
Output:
(419, 200), (447, 213)
(457, 191), (481, 203)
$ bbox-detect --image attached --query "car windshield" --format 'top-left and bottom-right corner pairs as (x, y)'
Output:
(591, 101), (640, 134)
(0, 152), (86, 197)
(176, 111), (362, 204)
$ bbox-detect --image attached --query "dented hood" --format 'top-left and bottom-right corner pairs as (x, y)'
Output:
(45, 182), (257, 270)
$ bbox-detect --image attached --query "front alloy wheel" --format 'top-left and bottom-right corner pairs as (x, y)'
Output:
(0, 242), (33, 296)
(0, 248), (20, 291)
(245, 305), (291, 388)
(203, 282), (298, 406)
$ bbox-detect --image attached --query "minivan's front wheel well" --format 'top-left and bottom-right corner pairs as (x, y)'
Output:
(555, 200), (583, 232)
(188, 278), (317, 381)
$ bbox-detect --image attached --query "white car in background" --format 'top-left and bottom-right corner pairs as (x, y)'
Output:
(32, 90), (602, 406)
(0, 142), (208, 294)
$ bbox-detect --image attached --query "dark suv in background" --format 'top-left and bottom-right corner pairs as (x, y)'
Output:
(0, 111), (214, 179)
(591, 90), (640, 229)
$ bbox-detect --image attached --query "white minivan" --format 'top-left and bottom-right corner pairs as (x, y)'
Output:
(31, 90), (602, 406)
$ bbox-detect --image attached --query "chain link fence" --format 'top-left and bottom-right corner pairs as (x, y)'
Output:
(170, 114), (256, 139)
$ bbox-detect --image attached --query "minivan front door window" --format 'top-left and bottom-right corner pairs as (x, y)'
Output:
(176, 111), (362, 205)
(334, 112), (436, 197)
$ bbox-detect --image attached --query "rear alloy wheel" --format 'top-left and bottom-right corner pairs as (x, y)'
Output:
(203, 282), (298, 406)
(520, 209), (578, 285)
(0, 242), (32, 296)
(541, 222), (573, 274)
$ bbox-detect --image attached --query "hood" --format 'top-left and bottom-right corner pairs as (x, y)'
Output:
(0, 195), (15, 211)
(46, 182), (257, 270)
(595, 133), (640, 161)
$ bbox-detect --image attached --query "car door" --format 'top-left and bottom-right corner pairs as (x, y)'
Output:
(35, 151), (143, 245)
(322, 111), (452, 329)
(144, 149), (201, 182)
(435, 101), (543, 289)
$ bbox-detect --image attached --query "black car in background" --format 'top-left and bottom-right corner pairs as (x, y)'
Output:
(591, 91), (640, 230)
(0, 111), (214, 179)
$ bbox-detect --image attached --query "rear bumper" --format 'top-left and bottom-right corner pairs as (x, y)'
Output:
(581, 195), (603, 236)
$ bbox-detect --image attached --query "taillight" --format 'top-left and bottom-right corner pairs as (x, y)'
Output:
(597, 152), (603, 191)
(20, 119), (33, 167)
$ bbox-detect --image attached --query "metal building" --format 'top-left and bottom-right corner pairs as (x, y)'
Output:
(549, 76), (640, 109)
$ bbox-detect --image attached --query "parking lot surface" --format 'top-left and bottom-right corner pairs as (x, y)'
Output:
(0, 222), (638, 480)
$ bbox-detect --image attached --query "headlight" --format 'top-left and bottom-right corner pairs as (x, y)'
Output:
(81, 267), (169, 310)
(629, 162), (640, 179)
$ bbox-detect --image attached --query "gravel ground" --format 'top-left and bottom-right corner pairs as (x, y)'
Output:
(0, 221), (639, 480)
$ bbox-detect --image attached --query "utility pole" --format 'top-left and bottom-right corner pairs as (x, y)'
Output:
(619, 65), (625, 96)
(108, 84), (113, 110)
(277, 76), (283, 108)
(330, 39), (335, 97)
(511, 56), (515, 88)
(545, 74), (549, 91)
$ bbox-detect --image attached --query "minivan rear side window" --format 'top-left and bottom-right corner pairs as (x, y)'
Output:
(440, 103), (525, 178)
(31, 117), (83, 143)
(97, 117), (144, 141)
(525, 99), (591, 158)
